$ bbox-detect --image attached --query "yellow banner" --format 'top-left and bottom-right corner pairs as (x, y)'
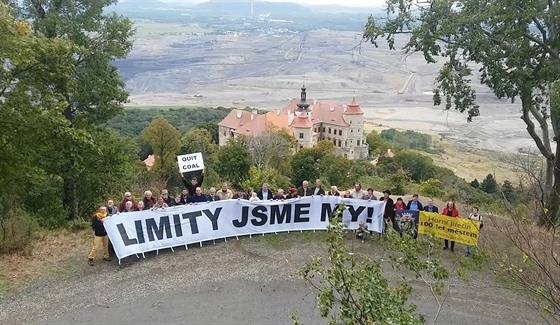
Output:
(418, 212), (480, 246)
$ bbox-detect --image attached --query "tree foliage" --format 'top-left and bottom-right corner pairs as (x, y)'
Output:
(364, 0), (560, 225)
(215, 137), (252, 188)
(241, 166), (292, 193)
(0, 0), (137, 220)
(291, 141), (353, 188)
(247, 127), (295, 170)
(419, 178), (445, 198)
(292, 204), (469, 325)
(107, 106), (231, 137)
(142, 118), (182, 182)
(481, 173), (498, 194)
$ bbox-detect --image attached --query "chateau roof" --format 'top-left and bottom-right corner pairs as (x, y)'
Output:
(218, 96), (363, 137)
(283, 99), (349, 127)
(345, 97), (364, 115)
(291, 111), (313, 128)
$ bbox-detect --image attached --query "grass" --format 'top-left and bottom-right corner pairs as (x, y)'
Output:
(0, 229), (91, 297)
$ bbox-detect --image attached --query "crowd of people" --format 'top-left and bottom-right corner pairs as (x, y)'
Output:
(87, 171), (483, 265)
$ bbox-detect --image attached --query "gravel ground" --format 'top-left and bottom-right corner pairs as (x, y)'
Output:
(0, 235), (544, 325)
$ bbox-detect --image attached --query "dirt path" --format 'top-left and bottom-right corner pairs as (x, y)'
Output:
(0, 233), (544, 325)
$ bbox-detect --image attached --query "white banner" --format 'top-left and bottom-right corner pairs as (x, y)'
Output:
(104, 196), (385, 260)
(177, 152), (205, 173)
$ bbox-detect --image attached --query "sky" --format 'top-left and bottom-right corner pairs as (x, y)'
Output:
(161, 0), (386, 7)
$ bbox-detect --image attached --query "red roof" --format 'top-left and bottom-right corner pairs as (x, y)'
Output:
(217, 97), (363, 138)
(345, 97), (364, 115)
(291, 111), (313, 128)
(143, 155), (155, 170)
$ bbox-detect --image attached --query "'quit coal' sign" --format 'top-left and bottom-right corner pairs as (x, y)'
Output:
(177, 152), (205, 173)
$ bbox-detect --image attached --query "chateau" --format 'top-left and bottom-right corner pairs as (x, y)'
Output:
(218, 86), (368, 160)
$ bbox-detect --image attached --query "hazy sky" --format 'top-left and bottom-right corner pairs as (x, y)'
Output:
(162, 0), (386, 7)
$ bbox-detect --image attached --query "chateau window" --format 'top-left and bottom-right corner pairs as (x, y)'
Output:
(338, 130), (342, 136)
(357, 140), (360, 146)
(328, 127), (331, 134)
(322, 127), (325, 132)
(338, 139), (341, 147)
(351, 130), (353, 133)
(299, 133), (304, 139)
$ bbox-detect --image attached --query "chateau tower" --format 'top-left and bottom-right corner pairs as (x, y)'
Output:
(293, 83), (313, 150)
(343, 97), (368, 159)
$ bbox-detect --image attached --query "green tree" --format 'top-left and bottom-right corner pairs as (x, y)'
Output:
(501, 180), (515, 202)
(197, 121), (220, 144)
(0, 4), (77, 227)
(481, 173), (498, 194)
(385, 169), (410, 195)
(9, 0), (135, 219)
(367, 130), (388, 155)
(142, 118), (182, 182)
(470, 179), (480, 189)
(419, 178), (445, 198)
(181, 128), (218, 163)
(215, 137), (251, 188)
(364, 0), (560, 225)
(293, 205), (457, 325)
(291, 147), (323, 187)
(241, 167), (292, 193)
(248, 128), (295, 169)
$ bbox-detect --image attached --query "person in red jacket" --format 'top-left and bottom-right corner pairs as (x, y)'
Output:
(118, 192), (136, 212)
(442, 201), (459, 252)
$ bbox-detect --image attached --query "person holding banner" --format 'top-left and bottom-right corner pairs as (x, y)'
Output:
(406, 194), (423, 211)
(466, 207), (483, 256)
(191, 187), (208, 203)
(257, 183), (273, 200)
(179, 188), (190, 205)
(88, 206), (110, 266)
(208, 187), (220, 202)
(424, 198), (439, 213)
(442, 201), (460, 252)
(152, 196), (169, 210)
(328, 186), (340, 196)
(394, 198), (406, 211)
(142, 190), (156, 209)
(274, 189), (286, 200)
(380, 190), (395, 232)
(217, 182), (233, 200)
(118, 192), (136, 212)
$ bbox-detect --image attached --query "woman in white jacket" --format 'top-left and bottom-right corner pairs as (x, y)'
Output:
(466, 207), (483, 256)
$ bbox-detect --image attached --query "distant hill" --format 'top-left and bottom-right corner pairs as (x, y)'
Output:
(195, 0), (312, 18)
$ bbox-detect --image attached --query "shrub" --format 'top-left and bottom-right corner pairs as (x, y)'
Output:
(66, 217), (91, 232)
(419, 178), (445, 198)
(0, 208), (38, 254)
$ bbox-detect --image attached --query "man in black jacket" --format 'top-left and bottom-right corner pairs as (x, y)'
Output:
(297, 180), (312, 197)
(423, 198), (439, 213)
(312, 179), (325, 196)
(257, 183), (273, 200)
(380, 190), (395, 231)
(181, 169), (204, 195)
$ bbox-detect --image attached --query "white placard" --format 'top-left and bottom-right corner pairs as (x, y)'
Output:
(104, 196), (385, 260)
(177, 152), (205, 173)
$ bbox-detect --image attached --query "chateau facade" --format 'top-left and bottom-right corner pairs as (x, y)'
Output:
(218, 86), (368, 160)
